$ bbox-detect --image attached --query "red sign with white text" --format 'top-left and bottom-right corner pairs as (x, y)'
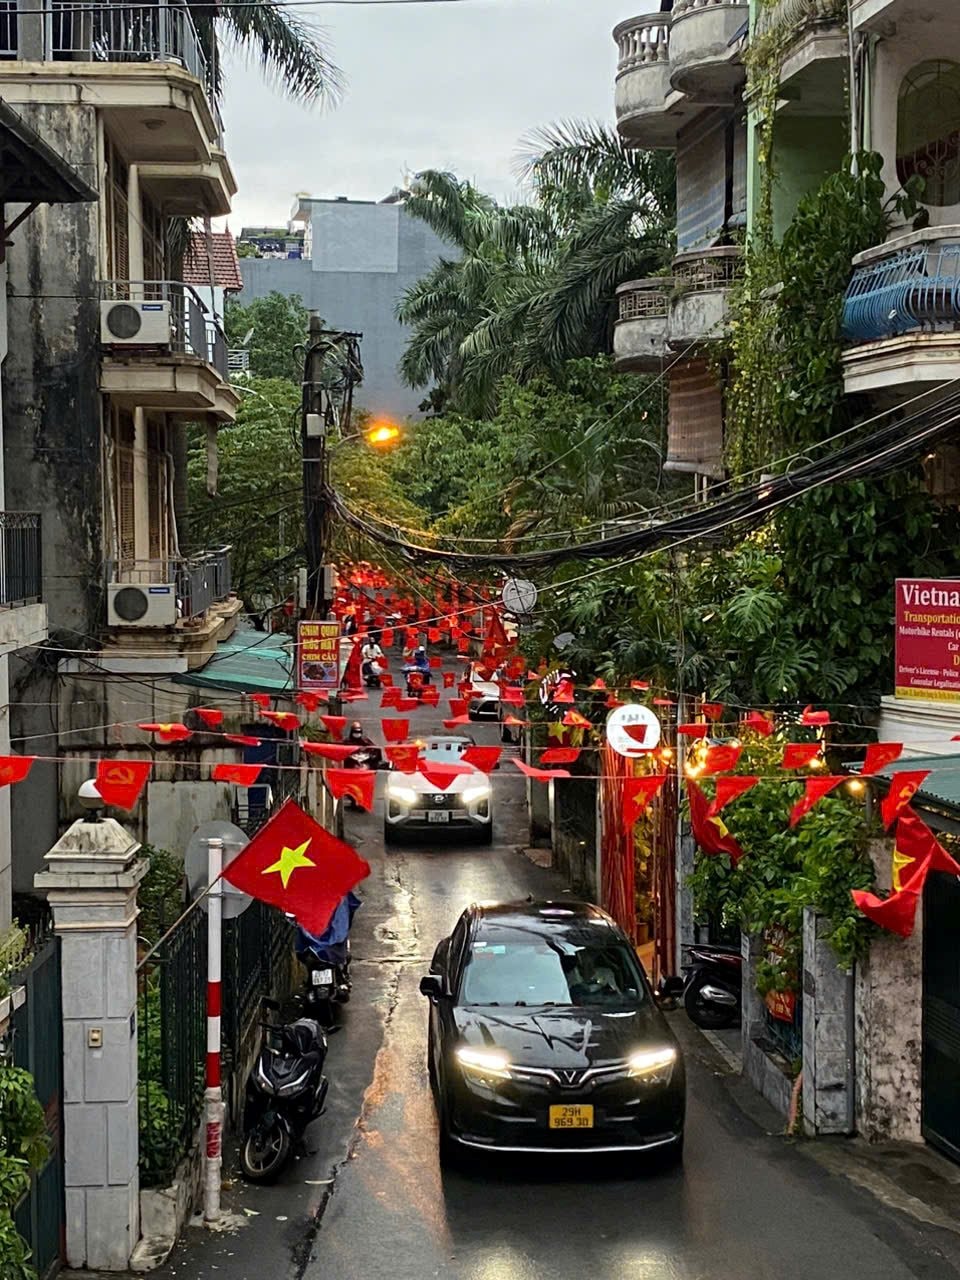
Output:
(895, 578), (960, 703)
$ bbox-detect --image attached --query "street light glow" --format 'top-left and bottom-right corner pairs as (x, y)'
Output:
(366, 421), (401, 447)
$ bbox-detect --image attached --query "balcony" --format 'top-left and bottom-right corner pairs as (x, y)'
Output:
(841, 228), (960, 398)
(614, 15), (696, 150)
(100, 280), (240, 420)
(755, 0), (846, 116)
(0, 513), (46, 657)
(669, 246), (744, 347)
(0, 3), (234, 211)
(850, 0), (953, 33)
(614, 279), (672, 372)
(669, 0), (747, 103)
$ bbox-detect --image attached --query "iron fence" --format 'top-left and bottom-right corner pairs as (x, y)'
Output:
(48, 1), (209, 84)
(106, 546), (231, 621)
(842, 238), (960, 343)
(221, 901), (296, 1075)
(100, 279), (229, 371)
(0, 512), (41, 606)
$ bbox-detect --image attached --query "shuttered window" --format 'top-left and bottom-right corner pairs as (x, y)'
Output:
(104, 137), (129, 284)
(147, 418), (168, 563)
(676, 112), (727, 251)
(666, 360), (725, 479)
(114, 410), (135, 567)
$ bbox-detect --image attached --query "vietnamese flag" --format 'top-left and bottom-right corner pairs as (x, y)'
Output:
(0, 755), (35, 787)
(708, 775), (760, 816)
(781, 743), (822, 770)
(386, 744), (420, 773)
(296, 692), (323, 713)
(789, 776), (845, 826)
(702, 744), (742, 775)
(448, 698), (469, 718)
(421, 686), (440, 706)
(225, 733), (261, 747)
(320, 715), (347, 740)
(261, 711), (299, 733)
(880, 770), (931, 829)
(250, 693), (272, 709)
(851, 853), (933, 938)
(212, 763), (263, 786)
(443, 671), (456, 689)
(623, 775), (668, 826)
(139, 722), (192, 743)
(457, 636), (471, 654)
(382, 718), (410, 743)
(326, 768), (376, 812)
(194, 708), (224, 730)
(95, 758), (150, 811)
(562, 710), (591, 729)
(223, 799), (370, 936)
(862, 743), (904, 777)
(541, 747), (581, 765)
(381, 687), (402, 709)
(300, 742), (358, 762)
(461, 746), (501, 773)
(893, 808), (960, 888)
(687, 780), (744, 864)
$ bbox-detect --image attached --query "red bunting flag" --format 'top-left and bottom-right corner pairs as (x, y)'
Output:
(702, 744), (742, 775)
(781, 743), (822, 770)
(801, 705), (830, 726)
(630, 680), (650, 691)
(223, 799), (370, 936)
(261, 711), (299, 733)
(443, 671), (456, 689)
(443, 717), (471, 729)
(428, 656), (443, 670)
(540, 747), (581, 765)
(421, 686), (440, 706)
(457, 636), (471, 653)
(702, 702), (724, 720)
(95, 759), (150, 811)
(512, 759), (571, 781)
(605, 695), (623, 710)
(396, 698), (420, 713)
(342, 642), (363, 691)
(589, 678), (607, 691)
(381, 719), (410, 743)
(553, 679), (576, 704)
(0, 755), (34, 787)
(862, 742), (904, 777)
(194, 708), (224, 729)
(381, 628), (395, 648)
(707, 775), (760, 816)
(428, 627), (441, 644)
(224, 733), (261, 747)
(326, 768), (376, 812)
(448, 698), (469, 718)
(380, 687), (402, 709)
(139, 722), (192, 743)
(851, 864), (928, 938)
(652, 697), (676, 707)
(421, 762), (474, 789)
(212, 763), (263, 786)
(678, 723), (708, 738)
(623, 775), (668, 826)
(880, 770), (931, 829)
(385, 745), (420, 773)
(687, 780), (744, 864)
(893, 808), (960, 888)
(562, 710), (591, 728)
(300, 742), (359, 762)
(741, 711), (774, 737)
(461, 746), (501, 773)
(249, 693), (272, 709)
(789, 776), (845, 826)
(320, 715), (347, 740)
(295, 692), (323, 713)
(501, 687), (524, 706)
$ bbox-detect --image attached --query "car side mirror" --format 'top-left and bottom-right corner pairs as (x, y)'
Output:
(419, 974), (444, 1000)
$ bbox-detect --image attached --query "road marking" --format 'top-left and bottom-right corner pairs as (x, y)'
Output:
(701, 1028), (741, 1073)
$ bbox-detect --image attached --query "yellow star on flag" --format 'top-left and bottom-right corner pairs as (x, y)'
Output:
(263, 838), (315, 889)
(709, 815), (731, 839)
(892, 847), (915, 893)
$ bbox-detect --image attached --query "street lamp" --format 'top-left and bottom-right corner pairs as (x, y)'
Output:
(365, 420), (402, 448)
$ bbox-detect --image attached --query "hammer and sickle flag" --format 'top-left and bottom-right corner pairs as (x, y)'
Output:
(880, 770), (931, 830)
(0, 754), (35, 787)
(96, 758), (150, 811)
(223, 799), (370, 936)
(325, 768), (376, 812)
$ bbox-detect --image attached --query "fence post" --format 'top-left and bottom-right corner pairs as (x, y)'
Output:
(34, 813), (148, 1271)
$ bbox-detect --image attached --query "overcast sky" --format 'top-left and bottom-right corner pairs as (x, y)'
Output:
(218, 0), (632, 231)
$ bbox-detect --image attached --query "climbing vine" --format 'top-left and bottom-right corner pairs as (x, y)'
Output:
(0, 1060), (48, 1279)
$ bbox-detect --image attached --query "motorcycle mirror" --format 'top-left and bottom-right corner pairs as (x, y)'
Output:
(419, 974), (444, 1000)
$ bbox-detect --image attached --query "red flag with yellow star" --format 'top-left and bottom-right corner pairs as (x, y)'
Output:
(223, 799), (370, 935)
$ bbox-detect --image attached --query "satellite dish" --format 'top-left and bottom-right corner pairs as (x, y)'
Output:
(185, 820), (253, 918)
(502, 578), (538, 618)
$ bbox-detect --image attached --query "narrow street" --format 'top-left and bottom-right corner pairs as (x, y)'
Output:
(150, 691), (960, 1280)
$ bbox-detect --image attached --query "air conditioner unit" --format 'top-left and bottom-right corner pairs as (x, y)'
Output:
(100, 299), (172, 346)
(107, 581), (178, 628)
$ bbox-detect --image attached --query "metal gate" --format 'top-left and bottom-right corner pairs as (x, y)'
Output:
(922, 870), (960, 1161)
(12, 935), (65, 1279)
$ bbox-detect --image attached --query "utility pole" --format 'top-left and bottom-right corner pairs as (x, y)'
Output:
(300, 314), (363, 617)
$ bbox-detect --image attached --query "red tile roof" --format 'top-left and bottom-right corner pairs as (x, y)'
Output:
(182, 230), (243, 292)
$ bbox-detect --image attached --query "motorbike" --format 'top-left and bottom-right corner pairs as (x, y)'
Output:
(402, 665), (431, 699)
(343, 743), (384, 771)
(362, 659), (384, 689)
(659, 943), (742, 1030)
(240, 999), (328, 1182)
(294, 893), (361, 1025)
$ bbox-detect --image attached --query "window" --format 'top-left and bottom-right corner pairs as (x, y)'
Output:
(897, 60), (960, 207)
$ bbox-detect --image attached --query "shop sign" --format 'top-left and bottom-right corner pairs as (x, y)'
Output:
(895, 577), (960, 703)
(298, 620), (340, 690)
(606, 704), (661, 756)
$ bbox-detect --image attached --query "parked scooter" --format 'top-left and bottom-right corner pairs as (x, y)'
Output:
(294, 892), (361, 1025)
(659, 943), (742, 1030)
(240, 999), (328, 1182)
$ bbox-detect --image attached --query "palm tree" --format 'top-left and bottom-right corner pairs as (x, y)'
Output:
(397, 123), (675, 413)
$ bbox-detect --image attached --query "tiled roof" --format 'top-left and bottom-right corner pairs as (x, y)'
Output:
(182, 230), (244, 292)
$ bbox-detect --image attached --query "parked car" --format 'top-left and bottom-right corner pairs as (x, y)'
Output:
(384, 735), (493, 845)
(420, 900), (685, 1165)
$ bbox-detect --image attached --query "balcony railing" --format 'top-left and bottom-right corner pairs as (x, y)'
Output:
(615, 13), (670, 74)
(842, 233), (960, 344)
(0, 513), (41, 607)
(108, 546), (232, 620)
(673, 245), (744, 291)
(619, 280), (671, 320)
(674, 0), (743, 14)
(101, 280), (229, 380)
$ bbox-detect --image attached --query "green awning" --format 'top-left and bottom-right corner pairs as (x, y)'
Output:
(865, 753), (960, 826)
(174, 627), (294, 695)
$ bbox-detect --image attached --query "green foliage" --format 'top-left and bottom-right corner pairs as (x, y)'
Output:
(686, 734), (876, 986)
(0, 1061), (48, 1278)
(224, 293), (309, 383)
(0, 925), (30, 1002)
(137, 1075), (185, 1189)
(137, 846), (185, 946)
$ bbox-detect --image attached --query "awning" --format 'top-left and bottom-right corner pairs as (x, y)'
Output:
(174, 627), (294, 696)
(865, 753), (960, 834)
(0, 99), (98, 204)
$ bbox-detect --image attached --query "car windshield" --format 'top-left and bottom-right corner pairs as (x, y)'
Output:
(422, 738), (473, 762)
(459, 923), (645, 1008)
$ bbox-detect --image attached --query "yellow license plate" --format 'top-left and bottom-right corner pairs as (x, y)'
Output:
(549, 1104), (594, 1130)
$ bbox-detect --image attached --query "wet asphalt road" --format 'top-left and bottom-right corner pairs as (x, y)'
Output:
(154, 689), (960, 1280)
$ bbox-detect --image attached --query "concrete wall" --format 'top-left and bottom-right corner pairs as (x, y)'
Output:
(237, 202), (449, 422)
(549, 777), (599, 899)
(772, 115), (848, 239)
(802, 908), (855, 1136)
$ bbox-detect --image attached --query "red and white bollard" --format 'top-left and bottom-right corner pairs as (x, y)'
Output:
(203, 837), (224, 1224)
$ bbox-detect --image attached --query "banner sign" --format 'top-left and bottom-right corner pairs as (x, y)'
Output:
(298, 621), (340, 690)
(895, 578), (960, 703)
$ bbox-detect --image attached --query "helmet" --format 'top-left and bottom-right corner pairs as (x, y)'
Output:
(348, 721), (363, 738)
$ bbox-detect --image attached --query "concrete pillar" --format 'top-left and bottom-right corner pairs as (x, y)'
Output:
(802, 907), (855, 1136)
(34, 814), (148, 1271)
(127, 164), (144, 289)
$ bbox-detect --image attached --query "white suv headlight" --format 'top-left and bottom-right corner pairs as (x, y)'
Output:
(461, 783), (491, 805)
(387, 784), (417, 806)
(628, 1046), (676, 1085)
